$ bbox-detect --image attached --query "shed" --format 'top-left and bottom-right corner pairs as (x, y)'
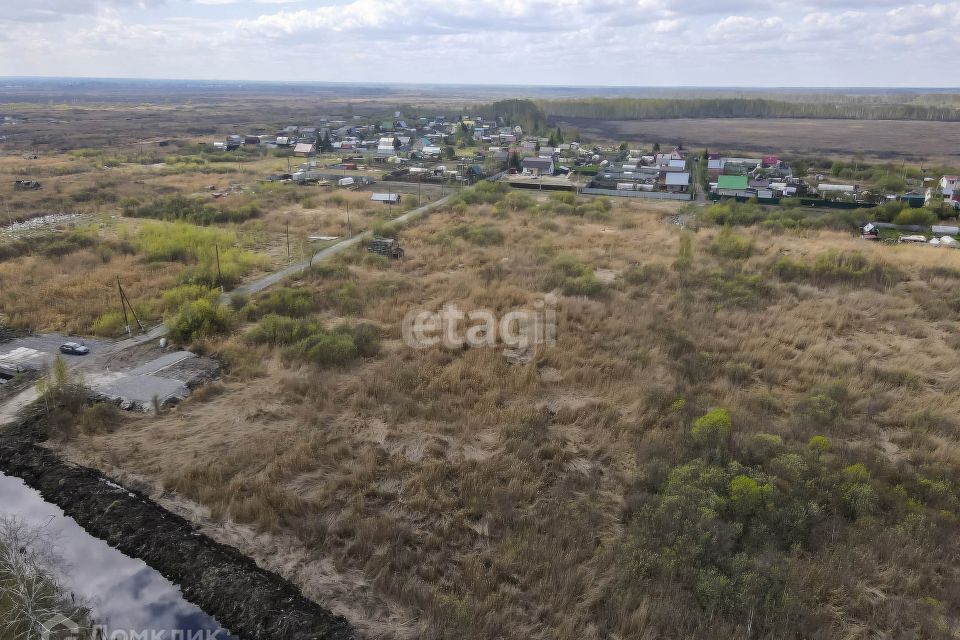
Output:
(371, 193), (401, 204)
(899, 191), (926, 208)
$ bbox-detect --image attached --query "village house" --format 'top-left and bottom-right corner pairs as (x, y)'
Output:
(293, 142), (315, 157)
(663, 172), (691, 193)
(522, 157), (555, 177)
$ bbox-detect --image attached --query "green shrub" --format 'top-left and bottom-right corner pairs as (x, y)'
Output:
(545, 255), (604, 297)
(165, 298), (234, 342)
(92, 311), (127, 337)
(710, 227), (753, 259)
(455, 181), (510, 206)
(256, 287), (317, 317)
(371, 221), (401, 238)
(246, 315), (379, 367)
(136, 222), (265, 289)
(771, 251), (902, 289)
(331, 282), (364, 314)
(123, 196), (261, 225)
(893, 207), (937, 226)
(702, 270), (771, 308)
(298, 331), (358, 366)
(158, 284), (219, 312)
(309, 262), (350, 280)
(624, 263), (668, 285)
(452, 224), (505, 246)
(691, 408), (733, 459)
(497, 191), (535, 212)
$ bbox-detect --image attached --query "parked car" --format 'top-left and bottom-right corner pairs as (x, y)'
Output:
(59, 342), (89, 355)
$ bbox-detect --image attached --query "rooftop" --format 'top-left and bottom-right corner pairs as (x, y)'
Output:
(717, 175), (749, 190)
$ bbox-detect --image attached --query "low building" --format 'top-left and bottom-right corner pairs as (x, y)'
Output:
(900, 191), (926, 208)
(521, 157), (555, 176)
(716, 175), (749, 196)
(293, 143), (315, 157)
(818, 184), (857, 198)
(664, 172), (691, 193)
(371, 193), (401, 205)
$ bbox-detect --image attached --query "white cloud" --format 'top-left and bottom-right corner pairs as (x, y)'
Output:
(0, 0), (958, 85)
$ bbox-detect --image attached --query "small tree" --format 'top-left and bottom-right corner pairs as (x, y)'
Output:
(691, 408), (732, 460)
(319, 132), (333, 152)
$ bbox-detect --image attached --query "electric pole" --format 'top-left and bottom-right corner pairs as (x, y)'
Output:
(215, 244), (223, 292)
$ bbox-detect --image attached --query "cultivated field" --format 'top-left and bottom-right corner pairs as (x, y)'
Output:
(557, 116), (960, 163)
(54, 185), (960, 639)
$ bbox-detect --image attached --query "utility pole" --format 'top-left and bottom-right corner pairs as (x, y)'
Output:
(118, 277), (131, 338)
(215, 244), (223, 293)
(418, 173), (422, 207)
(286, 222), (291, 263)
(117, 277), (145, 335)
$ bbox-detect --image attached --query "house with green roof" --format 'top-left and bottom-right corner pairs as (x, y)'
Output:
(717, 175), (749, 191)
(715, 175), (751, 197)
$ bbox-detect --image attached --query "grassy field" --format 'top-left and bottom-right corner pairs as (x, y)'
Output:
(0, 138), (436, 336)
(55, 184), (960, 639)
(557, 116), (960, 163)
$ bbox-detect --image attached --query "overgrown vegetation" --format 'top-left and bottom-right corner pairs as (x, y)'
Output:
(771, 250), (903, 289)
(246, 314), (379, 366)
(136, 222), (265, 289)
(702, 201), (861, 231)
(544, 255), (604, 297)
(123, 195), (261, 225)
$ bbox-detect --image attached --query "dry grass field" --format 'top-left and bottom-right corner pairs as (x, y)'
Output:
(0, 141), (420, 335)
(558, 116), (960, 163)
(53, 185), (960, 639)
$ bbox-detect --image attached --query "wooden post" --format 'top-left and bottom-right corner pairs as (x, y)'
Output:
(118, 277), (131, 338)
(215, 244), (223, 292)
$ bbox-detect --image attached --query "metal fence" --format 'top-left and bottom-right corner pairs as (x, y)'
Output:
(581, 188), (692, 201)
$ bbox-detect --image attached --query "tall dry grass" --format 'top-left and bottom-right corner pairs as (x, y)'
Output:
(62, 195), (960, 639)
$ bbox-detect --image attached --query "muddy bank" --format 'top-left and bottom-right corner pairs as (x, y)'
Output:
(0, 418), (357, 640)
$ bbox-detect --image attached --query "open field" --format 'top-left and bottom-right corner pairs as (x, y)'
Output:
(0, 142), (434, 335)
(557, 116), (960, 163)
(50, 184), (960, 639)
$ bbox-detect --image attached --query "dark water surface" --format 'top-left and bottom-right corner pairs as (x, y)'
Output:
(0, 472), (235, 638)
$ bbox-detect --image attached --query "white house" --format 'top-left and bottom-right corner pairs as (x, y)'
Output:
(929, 175), (960, 208)
(522, 157), (555, 176)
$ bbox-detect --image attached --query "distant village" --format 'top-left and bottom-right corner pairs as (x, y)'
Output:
(210, 110), (960, 222)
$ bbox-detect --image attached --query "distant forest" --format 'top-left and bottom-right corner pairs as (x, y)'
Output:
(539, 98), (960, 122)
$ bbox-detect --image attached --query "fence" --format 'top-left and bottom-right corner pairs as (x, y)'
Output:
(581, 188), (692, 201)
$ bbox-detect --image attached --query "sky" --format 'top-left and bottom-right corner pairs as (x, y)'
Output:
(0, 0), (957, 87)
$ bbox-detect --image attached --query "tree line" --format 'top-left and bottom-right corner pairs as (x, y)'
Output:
(538, 97), (960, 122)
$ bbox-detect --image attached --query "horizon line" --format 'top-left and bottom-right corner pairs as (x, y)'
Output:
(1, 75), (959, 93)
